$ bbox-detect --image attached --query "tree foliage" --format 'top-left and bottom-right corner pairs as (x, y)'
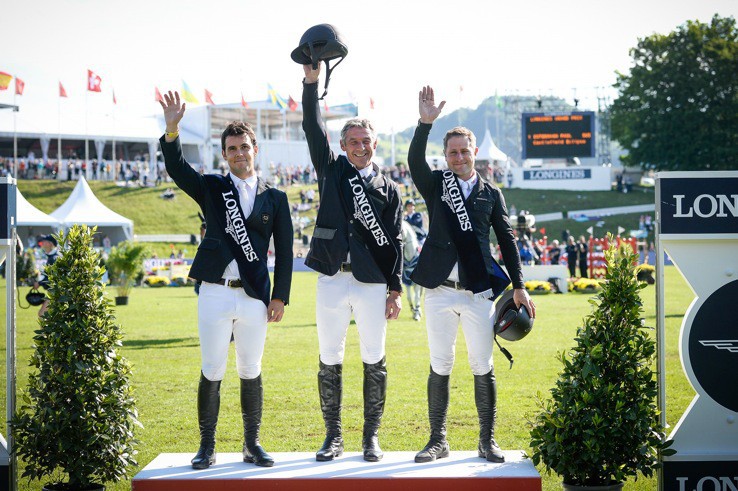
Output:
(12, 225), (140, 489)
(529, 237), (673, 486)
(611, 15), (738, 171)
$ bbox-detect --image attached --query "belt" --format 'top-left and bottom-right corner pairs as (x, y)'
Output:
(215, 278), (243, 288)
(441, 279), (465, 290)
(339, 262), (352, 272)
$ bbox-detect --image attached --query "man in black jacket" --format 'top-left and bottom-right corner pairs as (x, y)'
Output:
(408, 86), (535, 464)
(302, 64), (403, 463)
(159, 91), (293, 470)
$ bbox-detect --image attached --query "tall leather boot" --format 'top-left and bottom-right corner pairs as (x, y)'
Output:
(414, 368), (450, 463)
(362, 357), (387, 462)
(241, 375), (274, 467)
(316, 360), (343, 461)
(191, 372), (221, 469)
(474, 369), (505, 463)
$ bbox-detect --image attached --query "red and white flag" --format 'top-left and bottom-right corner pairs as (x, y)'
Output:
(59, 81), (68, 98)
(369, 97), (375, 110)
(288, 95), (298, 111)
(87, 69), (102, 92)
(15, 77), (25, 95)
(112, 90), (117, 105)
(241, 92), (248, 108)
(204, 89), (215, 105)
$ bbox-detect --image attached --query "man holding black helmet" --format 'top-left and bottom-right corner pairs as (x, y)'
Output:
(408, 85), (535, 464)
(300, 57), (403, 463)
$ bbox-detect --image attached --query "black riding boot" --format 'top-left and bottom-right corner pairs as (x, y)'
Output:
(316, 360), (344, 461)
(362, 357), (387, 462)
(241, 375), (274, 467)
(191, 372), (221, 469)
(474, 369), (505, 463)
(414, 368), (451, 463)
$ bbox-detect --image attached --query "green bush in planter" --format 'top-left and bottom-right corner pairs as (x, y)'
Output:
(529, 236), (674, 487)
(105, 241), (150, 298)
(12, 225), (141, 490)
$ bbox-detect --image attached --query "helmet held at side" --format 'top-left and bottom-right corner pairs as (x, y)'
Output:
(493, 289), (534, 342)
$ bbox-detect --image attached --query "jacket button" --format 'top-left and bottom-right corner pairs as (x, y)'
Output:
(350, 219), (354, 223)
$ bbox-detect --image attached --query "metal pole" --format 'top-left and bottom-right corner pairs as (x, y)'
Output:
(5, 233), (17, 491)
(654, 175), (666, 491)
(12, 92), (18, 178)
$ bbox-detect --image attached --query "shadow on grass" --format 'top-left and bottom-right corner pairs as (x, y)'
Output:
(124, 337), (199, 349)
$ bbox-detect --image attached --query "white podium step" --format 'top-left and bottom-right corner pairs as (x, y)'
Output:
(132, 451), (541, 491)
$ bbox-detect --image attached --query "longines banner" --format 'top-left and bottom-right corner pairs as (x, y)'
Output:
(656, 171), (738, 491)
(523, 168), (591, 180)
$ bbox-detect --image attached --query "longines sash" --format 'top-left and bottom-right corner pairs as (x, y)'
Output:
(439, 170), (510, 300)
(337, 159), (399, 285)
(204, 175), (270, 307)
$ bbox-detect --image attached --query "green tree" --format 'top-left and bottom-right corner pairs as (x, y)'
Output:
(611, 15), (738, 171)
(12, 226), (140, 489)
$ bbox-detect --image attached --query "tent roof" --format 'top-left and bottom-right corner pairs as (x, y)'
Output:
(477, 129), (507, 162)
(50, 177), (133, 238)
(16, 188), (63, 227)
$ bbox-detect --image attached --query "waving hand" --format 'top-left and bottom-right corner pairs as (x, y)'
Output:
(419, 85), (446, 124)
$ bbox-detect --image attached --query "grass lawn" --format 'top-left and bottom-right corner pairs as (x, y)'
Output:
(1, 265), (694, 490)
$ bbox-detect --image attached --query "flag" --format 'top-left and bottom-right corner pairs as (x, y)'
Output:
(112, 90), (117, 105)
(204, 89), (215, 105)
(617, 226), (625, 236)
(240, 92), (248, 108)
(59, 81), (68, 98)
(459, 85), (464, 92)
(586, 226), (594, 235)
(15, 77), (25, 95)
(369, 97), (375, 110)
(323, 100), (329, 113)
(87, 69), (102, 92)
(155, 87), (163, 102)
(267, 84), (287, 110)
(288, 95), (298, 111)
(181, 80), (199, 104)
(539, 227), (546, 236)
(0, 71), (11, 90)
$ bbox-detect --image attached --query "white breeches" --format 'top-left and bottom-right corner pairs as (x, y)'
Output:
(316, 272), (387, 365)
(198, 282), (268, 381)
(424, 285), (496, 376)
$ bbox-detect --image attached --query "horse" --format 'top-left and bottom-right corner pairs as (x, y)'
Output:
(401, 220), (424, 321)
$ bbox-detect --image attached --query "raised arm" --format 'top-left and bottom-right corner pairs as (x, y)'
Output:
(408, 86), (447, 198)
(301, 63), (332, 174)
(158, 91), (206, 204)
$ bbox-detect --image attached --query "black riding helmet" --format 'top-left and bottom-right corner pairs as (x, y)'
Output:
(291, 24), (348, 99)
(494, 289), (534, 342)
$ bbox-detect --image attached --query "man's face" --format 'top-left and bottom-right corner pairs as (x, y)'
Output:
(40, 240), (54, 253)
(222, 134), (258, 179)
(445, 135), (477, 181)
(405, 203), (415, 215)
(340, 127), (376, 170)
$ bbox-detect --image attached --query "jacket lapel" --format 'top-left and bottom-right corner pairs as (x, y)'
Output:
(249, 178), (269, 220)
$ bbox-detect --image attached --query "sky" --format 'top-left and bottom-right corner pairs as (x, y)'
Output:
(2, 0), (737, 135)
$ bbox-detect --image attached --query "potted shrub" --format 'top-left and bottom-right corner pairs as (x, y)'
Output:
(104, 241), (149, 305)
(529, 237), (674, 489)
(12, 225), (140, 490)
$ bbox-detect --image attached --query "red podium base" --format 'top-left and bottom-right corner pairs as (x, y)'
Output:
(132, 451), (541, 491)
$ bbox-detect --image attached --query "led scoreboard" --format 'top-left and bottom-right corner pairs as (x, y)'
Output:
(522, 112), (595, 159)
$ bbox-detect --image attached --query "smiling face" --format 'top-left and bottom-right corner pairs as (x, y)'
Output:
(444, 135), (478, 181)
(222, 134), (258, 179)
(340, 126), (377, 170)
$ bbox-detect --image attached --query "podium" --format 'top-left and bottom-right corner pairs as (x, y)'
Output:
(133, 451), (541, 491)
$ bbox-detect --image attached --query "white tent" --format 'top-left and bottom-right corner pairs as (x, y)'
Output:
(477, 129), (508, 162)
(50, 177), (133, 244)
(16, 188), (63, 246)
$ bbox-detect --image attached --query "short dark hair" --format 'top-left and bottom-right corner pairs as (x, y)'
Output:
(443, 126), (476, 153)
(221, 121), (257, 151)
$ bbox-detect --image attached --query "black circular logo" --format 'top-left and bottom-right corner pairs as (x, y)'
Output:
(688, 280), (738, 412)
